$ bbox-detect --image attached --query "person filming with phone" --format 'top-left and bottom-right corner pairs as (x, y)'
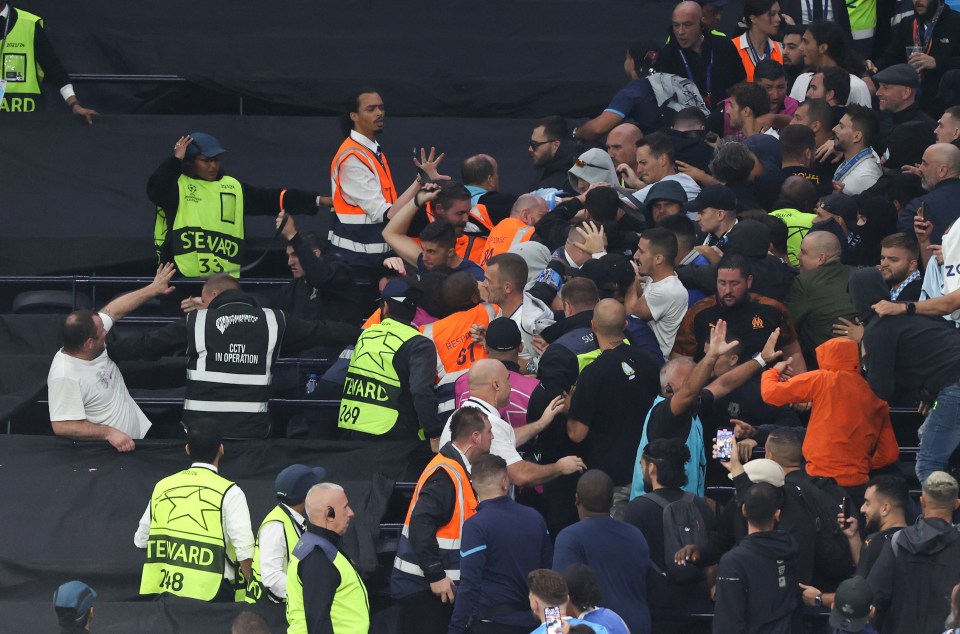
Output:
(526, 569), (611, 634)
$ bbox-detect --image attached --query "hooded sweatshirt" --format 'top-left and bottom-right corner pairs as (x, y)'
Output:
(760, 338), (899, 486)
(849, 267), (960, 403)
(713, 529), (803, 634)
(867, 517), (960, 634)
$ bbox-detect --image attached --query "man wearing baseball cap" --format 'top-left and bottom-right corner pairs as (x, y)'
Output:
(246, 464), (327, 604)
(828, 578), (878, 633)
(149, 132), (330, 278)
(53, 580), (96, 633)
(339, 278), (442, 443)
(453, 317), (541, 429)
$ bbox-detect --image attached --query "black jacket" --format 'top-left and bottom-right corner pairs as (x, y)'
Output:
(779, 0), (851, 35)
(867, 517), (960, 634)
(878, 5), (960, 114)
(666, 129), (715, 173)
(713, 530), (803, 634)
(295, 525), (360, 634)
(534, 139), (579, 193)
(657, 31), (746, 108)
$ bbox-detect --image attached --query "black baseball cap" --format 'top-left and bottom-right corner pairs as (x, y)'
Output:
(688, 185), (737, 213)
(829, 578), (873, 632)
(485, 317), (522, 351)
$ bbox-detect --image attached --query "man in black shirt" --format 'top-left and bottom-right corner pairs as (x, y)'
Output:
(658, 1), (746, 109)
(672, 252), (806, 373)
(851, 267), (960, 482)
(623, 438), (715, 628)
(567, 299), (661, 517)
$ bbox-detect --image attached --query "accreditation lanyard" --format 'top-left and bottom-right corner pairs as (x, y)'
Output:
(679, 46), (714, 107)
(913, 6), (942, 54)
(745, 36), (771, 67)
(834, 147), (873, 181)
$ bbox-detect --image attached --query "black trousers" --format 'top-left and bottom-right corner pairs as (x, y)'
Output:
(399, 589), (453, 634)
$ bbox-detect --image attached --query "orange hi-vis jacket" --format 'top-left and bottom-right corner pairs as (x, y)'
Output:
(760, 338), (899, 487)
(733, 33), (784, 83)
(480, 217), (535, 267)
(421, 303), (500, 385)
(391, 448), (478, 588)
(330, 135), (396, 256)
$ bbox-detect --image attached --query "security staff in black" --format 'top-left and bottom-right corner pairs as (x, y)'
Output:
(0, 1), (97, 121)
(148, 132), (328, 278)
(107, 274), (361, 439)
(339, 278), (442, 442)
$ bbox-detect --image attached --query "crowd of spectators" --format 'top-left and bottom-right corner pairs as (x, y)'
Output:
(24, 0), (960, 630)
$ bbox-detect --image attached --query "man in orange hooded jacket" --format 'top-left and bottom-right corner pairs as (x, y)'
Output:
(760, 338), (899, 490)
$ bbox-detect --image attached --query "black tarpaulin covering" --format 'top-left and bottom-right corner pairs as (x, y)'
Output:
(0, 436), (417, 602)
(0, 113), (544, 274)
(14, 0), (679, 117)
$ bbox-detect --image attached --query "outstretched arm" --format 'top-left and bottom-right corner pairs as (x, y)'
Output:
(101, 263), (176, 322)
(383, 183), (439, 267)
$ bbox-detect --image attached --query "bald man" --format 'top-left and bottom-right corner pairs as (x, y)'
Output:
(606, 124), (644, 178)
(566, 299), (661, 516)
(658, 0), (745, 109)
(439, 359), (585, 487)
(480, 194), (548, 266)
(286, 483), (368, 634)
(784, 231), (857, 368)
(460, 153), (520, 226)
(897, 143), (960, 244)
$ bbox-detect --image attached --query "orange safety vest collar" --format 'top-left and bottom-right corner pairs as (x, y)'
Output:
(734, 34), (783, 82)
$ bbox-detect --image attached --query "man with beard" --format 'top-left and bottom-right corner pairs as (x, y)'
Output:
(529, 115), (578, 191)
(894, 143), (960, 244)
(780, 25), (807, 86)
(672, 253), (804, 371)
(935, 106), (960, 147)
(872, 0), (960, 115)
(605, 123), (644, 182)
(831, 105), (883, 196)
(878, 233), (922, 301)
(792, 99), (841, 192)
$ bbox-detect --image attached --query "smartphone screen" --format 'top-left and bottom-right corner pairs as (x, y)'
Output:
(545, 606), (563, 634)
(716, 429), (734, 462)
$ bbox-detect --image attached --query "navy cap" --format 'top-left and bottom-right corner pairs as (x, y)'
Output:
(819, 193), (859, 227)
(574, 254), (636, 298)
(485, 317), (522, 351)
(275, 464), (327, 504)
(378, 278), (417, 303)
(644, 180), (688, 210)
(873, 63), (920, 88)
(688, 184), (737, 213)
(185, 132), (228, 158)
(829, 577), (873, 632)
(54, 581), (97, 626)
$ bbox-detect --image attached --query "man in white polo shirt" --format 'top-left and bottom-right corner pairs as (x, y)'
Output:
(46, 264), (176, 451)
(438, 359), (584, 487)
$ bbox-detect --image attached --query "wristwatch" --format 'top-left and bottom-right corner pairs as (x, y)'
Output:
(905, 302), (916, 315)
(815, 593), (823, 608)
(752, 352), (767, 368)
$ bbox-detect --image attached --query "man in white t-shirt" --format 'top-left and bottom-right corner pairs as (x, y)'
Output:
(47, 264), (176, 452)
(626, 227), (689, 360)
(437, 359), (584, 487)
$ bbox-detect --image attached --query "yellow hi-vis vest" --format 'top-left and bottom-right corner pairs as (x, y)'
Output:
(848, 0), (877, 41)
(0, 9), (43, 113)
(140, 466), (239, 601)
(286, 530), (370, 634)
(155, 174), (245, 278)
(245, 505), (303, 603)
(338, 317), (422, 435)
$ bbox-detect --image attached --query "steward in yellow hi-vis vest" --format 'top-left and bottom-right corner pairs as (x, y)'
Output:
(286, 483), (369, 634)
(0, 5), (98, 121)
(150, 132), (323, 278)
(135, 419), (255, 602)
(245, 464), (326, 604)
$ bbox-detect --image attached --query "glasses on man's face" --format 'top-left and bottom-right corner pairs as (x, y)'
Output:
(529, 139), (554, 150)
(575, 159), (605, 170)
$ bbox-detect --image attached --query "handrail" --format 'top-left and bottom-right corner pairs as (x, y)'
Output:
(69, 73), (185, 83)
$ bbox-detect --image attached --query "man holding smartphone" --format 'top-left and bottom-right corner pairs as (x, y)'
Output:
(526, 569), (611, 634)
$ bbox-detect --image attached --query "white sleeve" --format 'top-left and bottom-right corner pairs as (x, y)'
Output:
(48, 376), (86, 422)
(643, 282), (670, 322)
(339, 155), (392, 223)
(848, 76), (873, 107)
(98, 312), (115, 333)
(257, 520), (290, 598)
(223, 487), (255, 561)
(790, 74), (811, 102)
(490, 420), (523, 466)
(134, 504), (151, 548)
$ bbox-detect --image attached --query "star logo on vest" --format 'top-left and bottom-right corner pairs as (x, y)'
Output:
(187, 184), (197, 194)
(751, 315), (765, 330)
(354, 330), (406, 376)
(156, 485), (222, 532)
